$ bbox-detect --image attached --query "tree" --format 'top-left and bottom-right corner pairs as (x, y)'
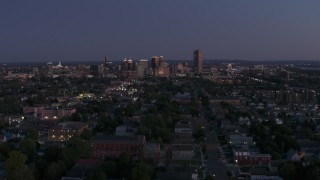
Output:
(26, 128), (38, 141)
(44, 146), (62, 162)
(44, 162), (62, 180)
(102, 160), (118, 178)
(190, 106), (199, 118)
(279, 162), (296, 180)
(131, 162), (151, 180)
(5, 151), (31, 180)
(20, 138), (37, 161)
(117, 153), (132, 179)
(0, 143), (11, 158)
(305, 164), (320, 180)
(86, 171), (106, 180)
(68, 137), (92, 158)
(35, 159), (49, 179)
(100, 115), (118, 133)
(201, 142), (207, 154)
(80, 128), (92, 140)
(193, 128), (206, 141)
(270, 151), (282, 160)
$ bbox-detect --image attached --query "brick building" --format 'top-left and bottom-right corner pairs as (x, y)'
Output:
(234, 151), (272, 166)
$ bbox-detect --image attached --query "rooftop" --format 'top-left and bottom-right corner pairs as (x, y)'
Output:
(93, 135), (146, 145)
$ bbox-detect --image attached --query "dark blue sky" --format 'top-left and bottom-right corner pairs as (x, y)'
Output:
(1, 1), (320, 62)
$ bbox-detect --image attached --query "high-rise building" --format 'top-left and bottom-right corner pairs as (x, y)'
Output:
(120, 58), (137, 80)
(227, 63), (233, 76)
(137, 59), (149, 78)
(151, 56), (160, 75)
(104, 56), (112, 69)
(151, 56), (169, 77)
(193, 50), (203, 74)
(121, 58), (134, 71)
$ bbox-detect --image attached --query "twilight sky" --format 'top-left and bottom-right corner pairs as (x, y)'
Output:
(1, 0), (320, 62)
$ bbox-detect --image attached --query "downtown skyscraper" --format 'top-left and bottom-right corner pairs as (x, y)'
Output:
(193, 50), (203, 74)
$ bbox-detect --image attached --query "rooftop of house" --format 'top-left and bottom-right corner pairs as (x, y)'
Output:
(250, 168), (279, 176)
(175, 119), (191, 128)
(172, 144), (193, 151)
(297, 139), (320, 149)
(93, 134), (146, 145)
(143, 143), (160, 152)
(50, 122), (87, 131)
(172, 133), (194, 145)
(229, 134), (253, 141)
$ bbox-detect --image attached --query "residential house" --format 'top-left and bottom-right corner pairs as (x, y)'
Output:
(250, 168), (283, 180)
(92, 135), (145, 159)
(171, 133), (194, 160)
(143, 143), (161, 162)
(41, 108), (76, 120)
(171, 93), (192, 104)
(48, 122), (88, 141)
(229, 134), (254, 146)
(175, 120), (192, 134)
(286, 149), (303, 161)
(172, 144), (194, 160)
(61, 159), (103, 180)
(115, 125), (136, 136)
(23, 105), (46, 117)
(268, 160), (288, 172)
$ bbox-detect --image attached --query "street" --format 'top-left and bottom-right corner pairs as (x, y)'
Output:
(205, 122), (230, 179)
(198, 105), (230, 180)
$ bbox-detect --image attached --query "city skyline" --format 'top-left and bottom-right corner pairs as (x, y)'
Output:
(1, 1), (320, 62)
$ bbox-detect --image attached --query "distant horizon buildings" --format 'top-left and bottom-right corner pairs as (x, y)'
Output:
(193, 50), (203, 74)
(151, 56), (170, 77)
(136, 59), (149, 78)
(120, 58), (138, 79)
(151, 56), (160, 76)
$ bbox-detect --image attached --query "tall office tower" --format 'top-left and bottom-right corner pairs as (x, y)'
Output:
(98, 64), (105, 76)
(139, 59), (149, 67)
(151, 56), (160, 75)
(157, 56), (166, 76)
(121, 58), (134, 71)
(150, 56), (169, 76)
(227, 63), (233, 76)
(120, 58), (137, 79)
(193, 50), (203, 74)
(137, 59), (149, 78)
(33, 67), (39, 75)
(104, 56), (112, 69)
(159, 56), (164, 67)
(47, 62), (54, 75)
